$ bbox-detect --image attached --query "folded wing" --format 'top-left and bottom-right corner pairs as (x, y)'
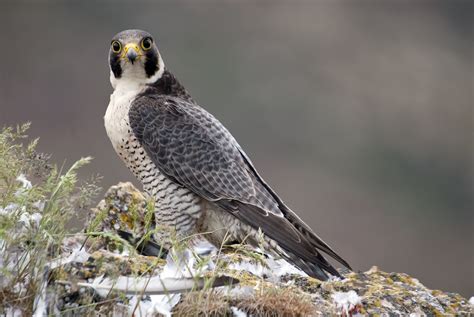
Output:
(129, 95), (351, 279)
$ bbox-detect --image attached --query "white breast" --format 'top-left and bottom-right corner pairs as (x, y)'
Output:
(104, 77), (204, 238)
(104, 80), (144, 154)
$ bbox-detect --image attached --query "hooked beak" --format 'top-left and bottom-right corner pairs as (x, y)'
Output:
(122, 43), (141, 64)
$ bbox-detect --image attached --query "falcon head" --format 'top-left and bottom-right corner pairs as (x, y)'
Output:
(109, 29), (164, 87)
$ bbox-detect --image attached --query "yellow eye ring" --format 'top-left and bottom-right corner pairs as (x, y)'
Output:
(111, 40), (122, 53)
(141, 37), (153, 51)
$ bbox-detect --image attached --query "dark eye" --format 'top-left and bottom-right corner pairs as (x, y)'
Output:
(111, 40), (121, 53)
(141, 37), (153, 51)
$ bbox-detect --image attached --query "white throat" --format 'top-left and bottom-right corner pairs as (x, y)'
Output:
(106, 54), (165, 146)
(110, 54), (165, 92)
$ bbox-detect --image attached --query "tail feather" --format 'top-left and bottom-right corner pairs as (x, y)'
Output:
(282, 205), (353, 271)
(237, 150), (352, 276)
(279, 248), (341, 281)
(222, 200), (349, 281)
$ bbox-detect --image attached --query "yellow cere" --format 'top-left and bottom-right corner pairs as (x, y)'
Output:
(121, 43), (141, 59)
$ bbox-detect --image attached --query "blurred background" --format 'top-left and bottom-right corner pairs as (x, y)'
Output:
(0, 1), (472, 296)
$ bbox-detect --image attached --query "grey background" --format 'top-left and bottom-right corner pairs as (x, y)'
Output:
(0, 1), (472, 296)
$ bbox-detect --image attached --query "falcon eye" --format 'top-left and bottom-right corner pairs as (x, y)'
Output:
(141, 37), (153, 51)
(111, 41), (122, 53)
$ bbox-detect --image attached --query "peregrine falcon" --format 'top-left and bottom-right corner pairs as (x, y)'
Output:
(104, 29), (351, 280)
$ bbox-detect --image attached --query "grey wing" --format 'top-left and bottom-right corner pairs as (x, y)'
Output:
(129, 95), (351, 278)
(129, 95), (279, 213)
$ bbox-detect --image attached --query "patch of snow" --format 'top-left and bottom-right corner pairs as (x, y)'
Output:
(229, 259), (266, 277)
(332, 290), (362, 316)
(30, 212), (42, 227)
(161, 248), (196, 279)
(266, 257), (305, 277)
(381, 299), (394, 309)
(47, 245), (90, 270)
(32, 200), (45, 212)
(231, 306), (247, 317)
(129, 294), (181, 317)
(65, 247), (90, 264)
(146, 294), (181, 317)
(229, 256), (304, 281)
(18, 211), (42, 230)
(0, 244), (32, 287)
(83, 275), (108, 298)
(227, 285), (255, 298)
(161, 247), (213, 279)
(469, 296), (474, 306)
(19, 212), (32, 224)
(113, 247), (130, 257)
(16, 174), (32, 190)
(4, 307), (23, 317)
(1, 175), (36, 217)
(32, 277), (48, 317)
(328, 275), (342, 282)
(192, 239), (216, 256)
(0, 203), (19, 215)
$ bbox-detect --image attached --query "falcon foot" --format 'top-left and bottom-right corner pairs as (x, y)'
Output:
(117, 229), (168, 258)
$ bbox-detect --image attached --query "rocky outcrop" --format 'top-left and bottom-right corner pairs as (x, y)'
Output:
(4, 182), (472, 316)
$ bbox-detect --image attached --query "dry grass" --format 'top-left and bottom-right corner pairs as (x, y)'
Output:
(236, 287), (315, 317)
(173, 285), (316, 317)
(0, 123), (101, 315)
(174, 290), (231, 316)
